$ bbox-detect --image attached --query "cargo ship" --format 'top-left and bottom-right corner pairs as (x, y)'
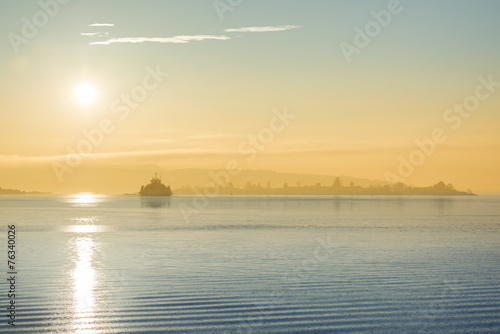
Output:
(139, 174), (172, 196)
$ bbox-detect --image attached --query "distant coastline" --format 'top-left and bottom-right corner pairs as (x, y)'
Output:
(0, 187), (48, 195)
(173, 180), (475, 196)
(2, 180), (475, 196)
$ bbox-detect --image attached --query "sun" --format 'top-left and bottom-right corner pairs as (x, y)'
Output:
(74, 83), (97, 105)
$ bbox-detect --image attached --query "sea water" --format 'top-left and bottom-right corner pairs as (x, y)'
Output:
(0, 194), (499, 333)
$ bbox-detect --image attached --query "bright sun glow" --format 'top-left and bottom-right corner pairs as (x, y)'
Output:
(73, 193), (96, 205)
(74, 84), (96, 105)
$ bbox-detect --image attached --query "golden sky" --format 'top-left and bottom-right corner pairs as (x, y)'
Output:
(1, 1), (499, 193)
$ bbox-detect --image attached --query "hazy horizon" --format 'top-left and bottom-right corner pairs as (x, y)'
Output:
(0, 167), (496, 195)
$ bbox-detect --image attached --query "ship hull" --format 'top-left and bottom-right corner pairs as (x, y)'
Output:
(139, 192), (172, 197)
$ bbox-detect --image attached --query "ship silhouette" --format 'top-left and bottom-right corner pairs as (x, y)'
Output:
(139, 173), (172, 196)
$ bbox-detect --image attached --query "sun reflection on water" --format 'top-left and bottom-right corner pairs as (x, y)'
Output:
(71, 236), (98, 333)
(67, 193), (107, 207)
(69, 225), (104, 233)
(64, 217), (106, 233)
(74, 193), (96, 205)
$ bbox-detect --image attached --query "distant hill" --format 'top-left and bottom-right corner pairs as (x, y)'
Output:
(160, 168), (385, 189)
(0, 187), (46, 195)
(174, 179), (474, 196)
(0, 166), (475, 195)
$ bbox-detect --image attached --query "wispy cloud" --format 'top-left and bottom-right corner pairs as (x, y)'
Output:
(0, 148), (239, 164)
(84, 25), (299, 46)
(89, 23), (114, 27)
(81, 32), (109, 37)
(2, 143), (499, 164)
(91, 35), (230, 45)
(144, 133), (244, 144)
(225, 25), (301, 33)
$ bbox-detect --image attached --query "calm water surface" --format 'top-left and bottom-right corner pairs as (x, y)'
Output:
(1, 195), (499, 333)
